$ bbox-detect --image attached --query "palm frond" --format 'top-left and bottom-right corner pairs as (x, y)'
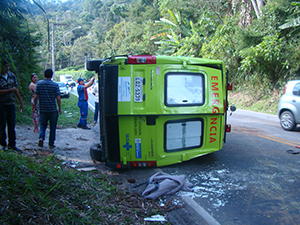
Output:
(279, 17), (300, 29)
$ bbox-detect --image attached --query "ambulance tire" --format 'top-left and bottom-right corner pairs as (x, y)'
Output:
(90, 143), (103, 162)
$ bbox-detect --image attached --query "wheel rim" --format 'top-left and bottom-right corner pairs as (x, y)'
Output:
(281, 113), (293, 129)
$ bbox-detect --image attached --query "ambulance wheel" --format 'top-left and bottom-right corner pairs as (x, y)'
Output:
(90, 143), (103, 161)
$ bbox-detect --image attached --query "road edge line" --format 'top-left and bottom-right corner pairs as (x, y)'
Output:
(154, 168), (220, 225)
(181, 195), (221, 225)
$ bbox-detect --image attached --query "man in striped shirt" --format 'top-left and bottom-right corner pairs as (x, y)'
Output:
(0, 60), (24, 152)
(34, 69), (62, 149)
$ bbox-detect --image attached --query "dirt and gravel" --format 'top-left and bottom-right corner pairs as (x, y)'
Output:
(15, 124), (99, 168)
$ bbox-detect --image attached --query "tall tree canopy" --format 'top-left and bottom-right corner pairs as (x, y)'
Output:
(2, 0), (300, 97)
(0, 0), (41, 99)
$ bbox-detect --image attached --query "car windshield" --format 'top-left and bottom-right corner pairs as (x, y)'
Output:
(57, 82), (66, 87)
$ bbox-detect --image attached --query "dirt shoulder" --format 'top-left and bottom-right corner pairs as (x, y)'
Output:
(15, 124), (99, 168)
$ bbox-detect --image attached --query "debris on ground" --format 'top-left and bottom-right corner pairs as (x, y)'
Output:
(142, 172), (194, 200)
(144, 214), (167, 222)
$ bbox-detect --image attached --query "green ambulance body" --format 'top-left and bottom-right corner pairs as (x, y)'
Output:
(88, 55), (234, 169)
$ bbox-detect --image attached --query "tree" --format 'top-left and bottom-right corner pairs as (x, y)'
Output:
(150, 9), (193, 55)
(279, 2), (300, 29)
(1, 0), (41, 98)
(251, 0), (265, 18)
(110, 3), (129, 37)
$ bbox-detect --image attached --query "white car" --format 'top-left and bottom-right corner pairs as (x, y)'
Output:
(57, 82), (70, 98)
(278, 80), (300, 130)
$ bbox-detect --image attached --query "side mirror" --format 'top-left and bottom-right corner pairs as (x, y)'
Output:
(230, 105), (237, 112)
(229, 105), (237, 116)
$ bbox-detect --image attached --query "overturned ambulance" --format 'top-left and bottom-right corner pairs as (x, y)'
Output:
(87, 55), (235, 169)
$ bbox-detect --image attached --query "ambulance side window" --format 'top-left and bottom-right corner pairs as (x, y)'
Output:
(165, 73), (204, 106)
(165, 119), (203, 152)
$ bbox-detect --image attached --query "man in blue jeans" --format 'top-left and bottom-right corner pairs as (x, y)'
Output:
(34, 69), (62, 149)
(77, 76), (95, 129)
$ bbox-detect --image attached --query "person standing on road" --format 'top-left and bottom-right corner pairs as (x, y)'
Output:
(29, 73), (39, 133)
(0, 60), (24, 152)
(77, 77), (95, 129)
(92, 81), (99, 124)
(34, 68), (62, 149)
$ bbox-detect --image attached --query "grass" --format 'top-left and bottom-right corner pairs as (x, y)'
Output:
(0, 151), (169, 224)
(1, 93), (170, 225)
(58, 94), (94, 127)
(16, 93), (94, 127)
(228, 90), (282, 115)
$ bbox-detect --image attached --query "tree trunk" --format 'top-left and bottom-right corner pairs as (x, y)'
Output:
(240, 0), (252, 27)
(256, 0), (265, 15)
(232, 0), (238, 15)
(251, 0), (260, 18)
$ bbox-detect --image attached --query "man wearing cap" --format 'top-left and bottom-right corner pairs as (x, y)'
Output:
(77, 76), (95, 129)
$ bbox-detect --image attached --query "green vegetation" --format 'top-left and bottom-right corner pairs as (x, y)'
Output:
(0, 150), (167, 224)
(56, 69), (96, 83)
(2, 0), (300, 111)
(16, 93), (94, 127)
(58, 94), (94, 127)
(229, 91), (281, 115)
(3, 93), (169, 224)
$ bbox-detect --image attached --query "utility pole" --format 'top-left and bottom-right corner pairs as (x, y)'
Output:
(51, 23), (76, 81)
(51, 23), (55, 80)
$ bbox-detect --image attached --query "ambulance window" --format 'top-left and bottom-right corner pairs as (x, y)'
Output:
(165, 119), (203, 152)
(165, 73), (204, 106)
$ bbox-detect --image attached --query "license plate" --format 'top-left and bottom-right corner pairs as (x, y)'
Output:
(134, 77), (143, 102)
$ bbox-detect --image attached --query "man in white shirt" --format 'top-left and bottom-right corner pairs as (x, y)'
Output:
(92, 82), (99, 124)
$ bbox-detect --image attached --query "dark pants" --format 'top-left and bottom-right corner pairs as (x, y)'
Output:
(94, 102), (99, 122)
(0, 104), (16, 148)
(39, 111), (58, 146)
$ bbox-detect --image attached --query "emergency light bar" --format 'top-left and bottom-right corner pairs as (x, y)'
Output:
(128, 55), (156, 64)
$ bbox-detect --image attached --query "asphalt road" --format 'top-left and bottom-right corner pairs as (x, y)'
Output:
(72, 86), (300, 224)
(117, 109), (300, 225)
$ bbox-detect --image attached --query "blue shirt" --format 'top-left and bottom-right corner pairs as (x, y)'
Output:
(77, 84), (88, 101)
(35, 79), (60, 112)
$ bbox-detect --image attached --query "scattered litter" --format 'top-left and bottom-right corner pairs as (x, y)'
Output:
(76, 136), (89, 141)
(76, 167), (96, 171)
(66, 112), (73, 118)
(286, 149), (299, 154)
(144, 214), (167, 222)
(62, 160), (78, 168)
(127, 179), (136, 183)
